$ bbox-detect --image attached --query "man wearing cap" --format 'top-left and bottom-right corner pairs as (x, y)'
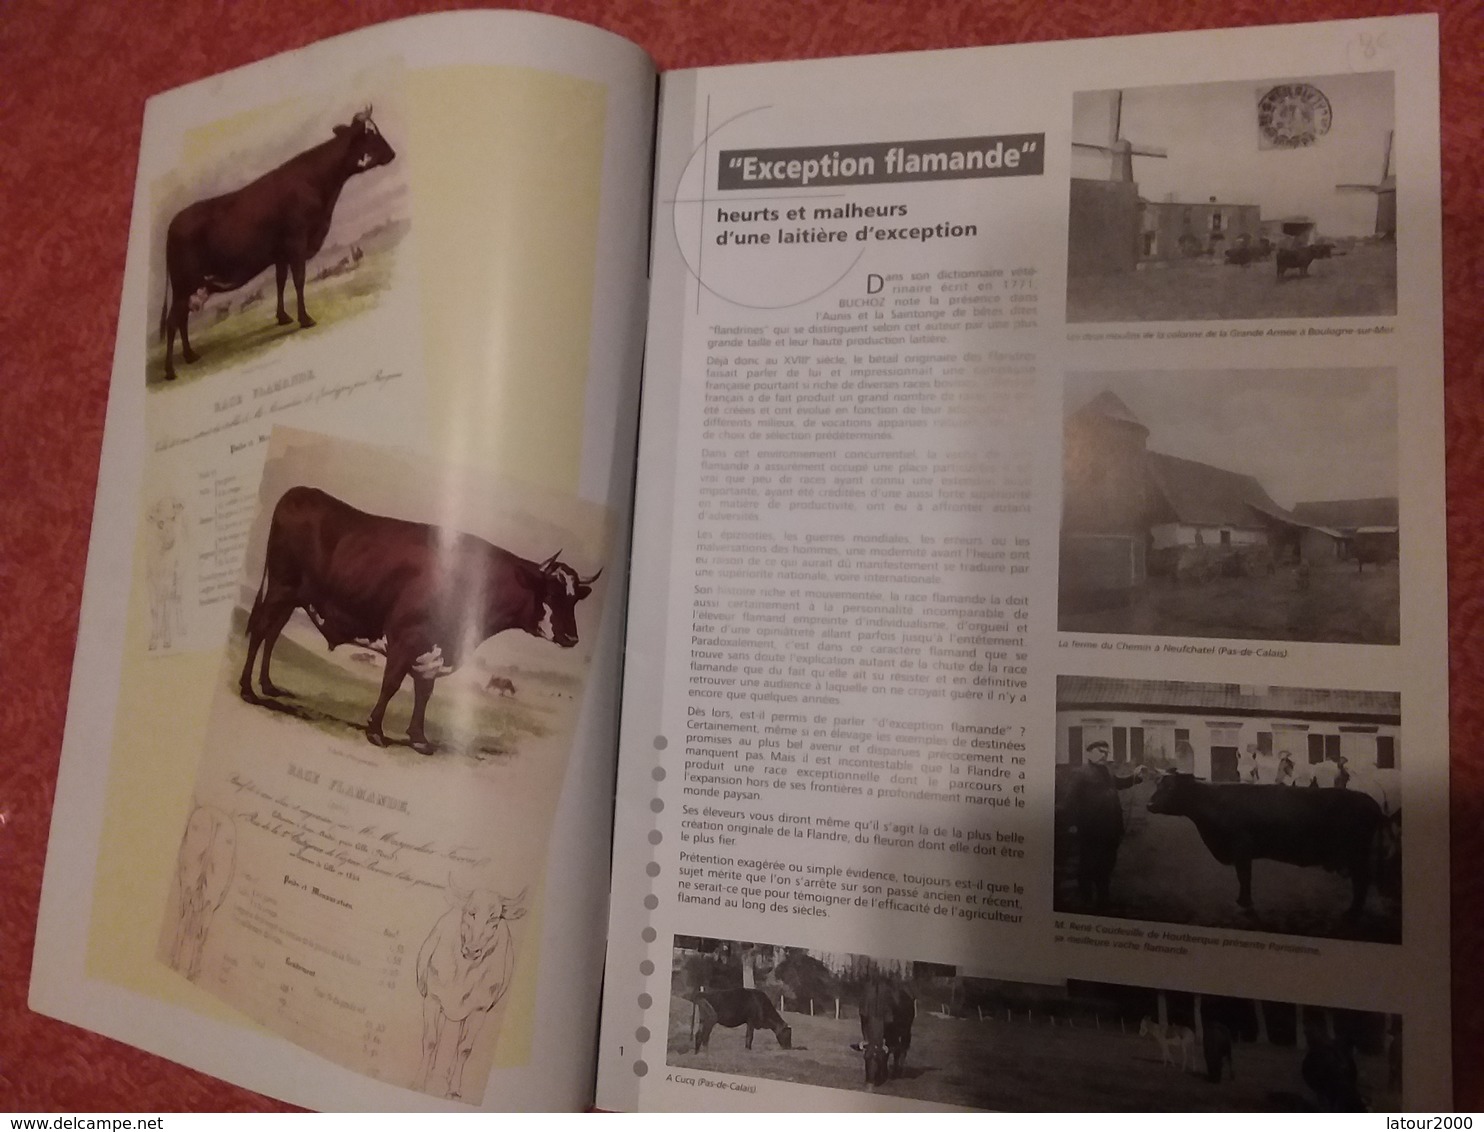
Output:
(1061, 740), (1146, 908)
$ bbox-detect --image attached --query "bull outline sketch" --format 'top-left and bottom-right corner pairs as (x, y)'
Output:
(168, 805), (237, 981)
(415, 882), (527, 1100)
(145, 495), (189, 651)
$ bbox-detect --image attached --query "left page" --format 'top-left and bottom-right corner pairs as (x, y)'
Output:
(31, 10), (655, 1111)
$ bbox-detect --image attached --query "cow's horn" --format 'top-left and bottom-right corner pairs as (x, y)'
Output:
(579, 566), (603, 586)
(539, 551), (561, 572)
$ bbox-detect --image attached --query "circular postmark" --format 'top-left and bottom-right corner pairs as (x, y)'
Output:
(1257, 83), (1333, 149)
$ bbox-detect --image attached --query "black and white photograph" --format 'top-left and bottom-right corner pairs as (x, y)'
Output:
(666, 936), (1402, 1110)
(1067, 72), (1396, 322)
(1053, 676), (1402, 944)
(1058, 368), (1399, 644)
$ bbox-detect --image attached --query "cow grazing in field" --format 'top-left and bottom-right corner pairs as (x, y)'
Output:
(1146, 772), (1385, 916)
(1139, 1018), (1195, 1071)
(486, 676), (516, 697)
(238, 486), (599, 755)
(158, 108), (395, 380)
(1276, 245), (1324, 280)
(415, 884), (525, 1099)
(692, 988), (792, 1052)
(1055, 755), (1145, 908)
(851, 980), (916, 1086)
(169, 805), (236, 981)
(1203, 1021), (1235, 1083)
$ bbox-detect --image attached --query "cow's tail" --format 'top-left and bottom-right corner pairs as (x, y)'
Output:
(245, 552), (271, 633)
(159, 274), (172, 344)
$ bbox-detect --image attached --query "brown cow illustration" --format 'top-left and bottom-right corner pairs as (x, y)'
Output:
(238, 487), (599, 755)
(158, 108), (395, 380)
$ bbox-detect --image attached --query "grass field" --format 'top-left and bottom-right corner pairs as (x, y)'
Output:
(664, 996), (1399, 1111)
(1059, 560), (1399, 644)
(225, 607), (558, 764)
(145, 221), (407, 389)
(1054, 778), (1402, 944)
(1067, 240), (1396, 323)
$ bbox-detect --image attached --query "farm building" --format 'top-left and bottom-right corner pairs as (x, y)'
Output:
(1138, 196), (1263, 260)
(1055, 676), (1400, 801)
(1060, 391), (1395, 606)
(1067, 185), (1266, 274)
(1291, 497), (1400, 565)
(1262, 215), (1320, 246)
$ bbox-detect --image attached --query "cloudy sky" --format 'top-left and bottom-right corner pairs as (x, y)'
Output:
(1071, 71), (1394, 239)
(1065, 368), (1397, 508)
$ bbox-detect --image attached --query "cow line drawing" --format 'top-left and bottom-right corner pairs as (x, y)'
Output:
(158, 107), (396, 381)
(415, 883), (526, 1100)
(1146, 771), (1387, 917)
(850, 979), (915, 1086)
(237, 486), (600, 755)
(145, 495), (189, 651)
(690, 987), (793, 1053)
(168, 805), (237, 981)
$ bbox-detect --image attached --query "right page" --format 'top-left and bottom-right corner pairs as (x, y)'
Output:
(600, 14), (1446, 1112)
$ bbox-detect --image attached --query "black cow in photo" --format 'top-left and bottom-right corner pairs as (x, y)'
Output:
(238, 486), (599, 755)
(850, 979), (915, 1086)
(1303, 1034), (1367, 1111)
(1203, 1021), (1235, 1083)
(1056, 757), (1146, 908)
(692, 988), (792, 1052)
(159, 108), (395, 380)
(1276, 245), (1324, 280)
(1146, 772), (1385, 916)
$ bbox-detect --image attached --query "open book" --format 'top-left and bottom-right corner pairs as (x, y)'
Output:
(29, 9), (1449, 1113)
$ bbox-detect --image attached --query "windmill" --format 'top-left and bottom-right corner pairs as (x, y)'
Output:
(1072, 90), (1168, 183)
(1337, 130), (1396, 238)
